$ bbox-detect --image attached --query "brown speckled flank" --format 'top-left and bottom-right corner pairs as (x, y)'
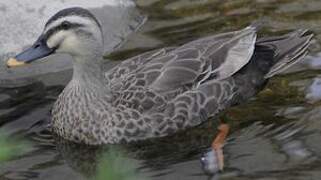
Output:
(29, 8), (312, 145)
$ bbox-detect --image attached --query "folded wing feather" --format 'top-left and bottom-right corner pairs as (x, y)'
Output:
(150, 26), (257, 91)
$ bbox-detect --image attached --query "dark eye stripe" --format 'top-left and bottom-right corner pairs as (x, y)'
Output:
(75, 29), (95, 39)
(44, 22), (84, 40)
(45, 7), (101, 29)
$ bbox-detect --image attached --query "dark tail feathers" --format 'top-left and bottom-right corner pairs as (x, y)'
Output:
(256, 29), (313, 78)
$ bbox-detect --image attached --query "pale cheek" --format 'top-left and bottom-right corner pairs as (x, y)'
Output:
(59, 36), (80, 53)
(47, 37), (60, 49)
(47, 31), (66, 49)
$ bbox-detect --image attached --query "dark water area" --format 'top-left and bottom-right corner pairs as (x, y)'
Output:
(1, 0), (321, 179)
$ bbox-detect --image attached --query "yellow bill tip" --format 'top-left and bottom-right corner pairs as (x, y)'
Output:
(6, 58), (26, 67)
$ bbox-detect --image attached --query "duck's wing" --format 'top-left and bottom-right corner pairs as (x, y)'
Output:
(106, 26), (257, 94)
(146, 26), (257, 91)
(105, 47), (175, 90)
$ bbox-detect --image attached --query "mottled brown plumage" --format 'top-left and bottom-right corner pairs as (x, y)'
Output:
(10, 7), (313, 145)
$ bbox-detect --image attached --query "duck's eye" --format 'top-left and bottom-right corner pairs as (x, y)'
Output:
(61, 21), (71, 30)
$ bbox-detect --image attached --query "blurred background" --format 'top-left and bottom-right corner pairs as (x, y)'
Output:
(1, 0), (321, 179)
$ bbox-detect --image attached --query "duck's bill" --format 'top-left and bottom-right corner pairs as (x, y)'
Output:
(7, 35), (55, 68)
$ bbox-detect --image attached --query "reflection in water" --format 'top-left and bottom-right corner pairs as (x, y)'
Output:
(53, 120), (320, 180)
(306, 76), (321, 103)
(1, 0), (321, 180)
(2, 112), (319, 180)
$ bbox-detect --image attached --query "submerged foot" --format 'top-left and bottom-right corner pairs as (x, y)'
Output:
(201, 123), (230, 174)
(212, 123), (229, 171)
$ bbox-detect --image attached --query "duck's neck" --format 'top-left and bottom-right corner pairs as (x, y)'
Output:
(69, 54), (111, 96)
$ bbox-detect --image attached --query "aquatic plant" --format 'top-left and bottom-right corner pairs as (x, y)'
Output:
(95, 148), (148, 180)
(0, 133), (29, 162)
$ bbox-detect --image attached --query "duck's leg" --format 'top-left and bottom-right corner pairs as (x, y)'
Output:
(211, 122), (229, 171)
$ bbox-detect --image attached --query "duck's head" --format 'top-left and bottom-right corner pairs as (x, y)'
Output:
(7, 7), (104, 67)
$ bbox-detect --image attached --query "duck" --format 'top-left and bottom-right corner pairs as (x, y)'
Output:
(7, 7), (312, 157)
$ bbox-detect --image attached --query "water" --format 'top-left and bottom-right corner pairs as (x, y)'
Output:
(1, 0), (321, 179)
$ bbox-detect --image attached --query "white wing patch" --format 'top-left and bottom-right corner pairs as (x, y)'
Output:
(213, 27), (257, 80)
